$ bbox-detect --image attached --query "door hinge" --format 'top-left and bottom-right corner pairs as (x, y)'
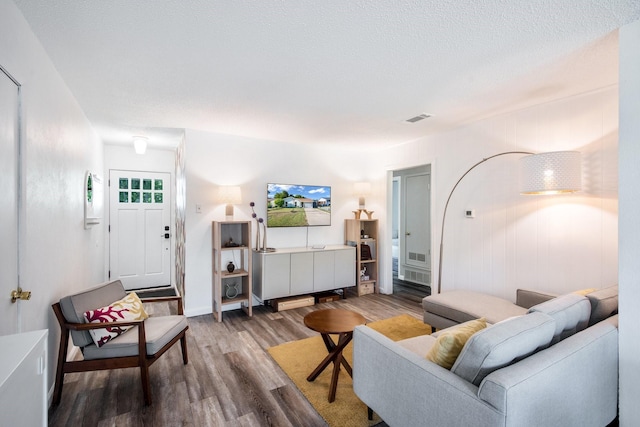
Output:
(108, 225), (110, 232)
(108, 270), (111, 279)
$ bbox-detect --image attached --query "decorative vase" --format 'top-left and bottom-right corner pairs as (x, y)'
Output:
(225, 282), (239, 299)
(255, 226), (261, 251)
(226, 261), (235, 273)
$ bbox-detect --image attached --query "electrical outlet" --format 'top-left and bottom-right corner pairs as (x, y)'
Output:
(196, 204), (202, 214)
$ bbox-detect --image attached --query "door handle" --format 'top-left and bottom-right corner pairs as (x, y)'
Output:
(405, 232), (411, 236)
(11, 288), (31, 303)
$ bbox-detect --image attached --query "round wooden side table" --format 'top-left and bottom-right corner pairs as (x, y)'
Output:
(303, 308), (367, 402)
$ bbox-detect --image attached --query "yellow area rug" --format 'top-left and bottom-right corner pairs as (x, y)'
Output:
(267, 314), (432, 426)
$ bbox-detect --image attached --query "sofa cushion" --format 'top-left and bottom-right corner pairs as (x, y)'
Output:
(397, 334), (438, 357)
(586, 285), (618, 326)
(451, 312), (555, 386)
(83, 292), (149, 348)
(528, 293), (590, 343)
(83, 315), (188, 360)
(426, 318), (487, 369)
(60, 280), (128, 348)
(422, 291), (528, 325)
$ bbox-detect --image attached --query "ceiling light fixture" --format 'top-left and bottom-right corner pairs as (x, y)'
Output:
(133, 136), (148, 154)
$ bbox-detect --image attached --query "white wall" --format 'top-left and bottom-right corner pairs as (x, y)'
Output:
(1, 1), (105, 393)
(103, 144), (177, 284)
(183, 129), (377, 316)
(376, 86), (619, 300)
(618, 18), (640, 427)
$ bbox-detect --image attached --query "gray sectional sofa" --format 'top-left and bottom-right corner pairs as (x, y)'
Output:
(353, 287), (619, 427)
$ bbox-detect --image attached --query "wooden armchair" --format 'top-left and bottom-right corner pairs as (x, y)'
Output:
(52, 280), (188, 406)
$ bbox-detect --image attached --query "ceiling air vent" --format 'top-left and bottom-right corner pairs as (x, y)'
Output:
(405, 113), (431, 123)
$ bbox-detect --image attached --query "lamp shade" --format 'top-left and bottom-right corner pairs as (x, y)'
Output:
(353, 182), (371, 196)
(218, 186), (242, 204)
(519, 151), (581, 195)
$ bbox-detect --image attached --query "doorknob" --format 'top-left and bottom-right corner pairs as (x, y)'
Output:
(11, 288), (31, 303)
(405, 232), (411, 236)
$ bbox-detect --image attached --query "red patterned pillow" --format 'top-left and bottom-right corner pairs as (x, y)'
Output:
(83, 292), (149, 347)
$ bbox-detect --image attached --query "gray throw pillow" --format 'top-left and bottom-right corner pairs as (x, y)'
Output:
(451, 312), (555, 386)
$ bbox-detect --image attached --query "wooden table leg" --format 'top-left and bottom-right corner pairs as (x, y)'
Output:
(307, 332), (354, 402)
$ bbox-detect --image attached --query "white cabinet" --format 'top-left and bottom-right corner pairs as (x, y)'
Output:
(291, 252), (314, 295)
(253, 245), (356, 301)
(0, 330), (48, 427)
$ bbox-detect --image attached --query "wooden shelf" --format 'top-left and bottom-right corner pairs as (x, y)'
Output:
(345, 218), (379, 296)
(212, 221), (252, 322)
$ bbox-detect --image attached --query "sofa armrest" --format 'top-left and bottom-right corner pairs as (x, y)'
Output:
(353, 325), (504, 427)
(515, 289), (556, 308)
(478, 320), (618, 427)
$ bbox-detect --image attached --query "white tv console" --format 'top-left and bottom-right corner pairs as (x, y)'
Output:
(252, 245), (356, 301)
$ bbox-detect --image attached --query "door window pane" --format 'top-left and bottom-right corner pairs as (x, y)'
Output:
(143, 179), (152, 190)
(154, 179), (163, 191)
(119, 178), (128, 189)
(131, 192), (140, 203)
(143, 192), (152, 203)
(119, 191), (128, 203)
(131, 178), (140, 190)
(154, 193), (163, 203)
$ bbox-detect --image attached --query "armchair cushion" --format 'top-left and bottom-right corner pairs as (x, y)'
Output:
(451, 312), (555, 386)
(83, 315), (188, 360)
(83, 292), (149, 347)
(60, 280), (127, 348)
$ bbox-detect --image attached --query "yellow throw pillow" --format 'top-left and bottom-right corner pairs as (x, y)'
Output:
(426, 318), (487, 369)
(573, 288), (597, 296)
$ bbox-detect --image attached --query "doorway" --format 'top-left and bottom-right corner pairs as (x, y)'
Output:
(391, 164), (432, 300)
(109, 170), (172, 290)
(0, 66), (21, 336)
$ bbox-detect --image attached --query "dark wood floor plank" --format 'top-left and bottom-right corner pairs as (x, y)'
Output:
(49, 285), (429, 427)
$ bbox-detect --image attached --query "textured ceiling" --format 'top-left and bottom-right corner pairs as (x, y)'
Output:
(13, 0), (640, 150)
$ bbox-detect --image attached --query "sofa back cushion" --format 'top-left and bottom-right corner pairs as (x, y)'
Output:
(451, 312), (556, 386)
(60, 280), (128, 348)
(586, 285), (618, 326)
(528, 293), (591, 344)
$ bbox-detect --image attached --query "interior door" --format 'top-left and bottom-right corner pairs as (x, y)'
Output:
(0, 67), (20, 336)
(109, 170), (171, 290)
(403, 171), (431, 277)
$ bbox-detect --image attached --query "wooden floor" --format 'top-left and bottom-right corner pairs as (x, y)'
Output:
(48, 287), (429, 427)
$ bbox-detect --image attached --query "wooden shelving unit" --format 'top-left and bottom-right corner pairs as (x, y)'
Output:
(212, 221), (252, 322)
(345, 218), (378, 296)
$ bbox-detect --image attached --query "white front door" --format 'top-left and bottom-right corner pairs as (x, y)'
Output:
(0, 68), (20, 336)
(109, 170), (171, 290)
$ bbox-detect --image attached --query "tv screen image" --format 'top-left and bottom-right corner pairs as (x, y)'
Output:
(267, 183), (331, 227)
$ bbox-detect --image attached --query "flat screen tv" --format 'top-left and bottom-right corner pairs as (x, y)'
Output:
(267, 183), (331, 227)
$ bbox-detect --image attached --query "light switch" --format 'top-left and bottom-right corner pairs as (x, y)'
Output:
(465, 209), (475, 218)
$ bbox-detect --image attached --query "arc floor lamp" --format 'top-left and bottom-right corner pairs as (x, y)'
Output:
(436, 150), (582, 294)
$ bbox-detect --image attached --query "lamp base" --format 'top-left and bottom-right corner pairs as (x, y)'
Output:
(225, 204), (234, 220)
